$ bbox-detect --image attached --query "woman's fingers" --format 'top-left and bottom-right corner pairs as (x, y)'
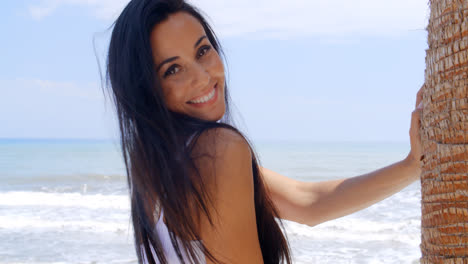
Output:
(416, 84), (424, 108)
(409, 84), (425, 163)
(409, 107), (424, 162)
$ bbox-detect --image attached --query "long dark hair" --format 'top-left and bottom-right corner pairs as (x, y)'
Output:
(104, 0), (292, 263)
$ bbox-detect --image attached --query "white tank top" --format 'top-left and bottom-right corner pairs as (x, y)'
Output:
(141, 208), (206, 264)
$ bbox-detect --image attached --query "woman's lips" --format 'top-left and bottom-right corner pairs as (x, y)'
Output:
(187, 83), (218, 107)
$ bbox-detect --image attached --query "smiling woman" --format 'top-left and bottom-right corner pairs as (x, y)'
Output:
(105, 0), (292, 263)
(104, 0), (426, 264)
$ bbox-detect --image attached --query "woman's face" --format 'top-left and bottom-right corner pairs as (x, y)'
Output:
(150, 11), (226, 121)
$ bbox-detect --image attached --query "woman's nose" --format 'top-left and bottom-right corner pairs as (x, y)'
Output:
(190, 62), (210, 89)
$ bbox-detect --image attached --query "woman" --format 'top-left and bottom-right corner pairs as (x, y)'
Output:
(105, 0), (424, 263)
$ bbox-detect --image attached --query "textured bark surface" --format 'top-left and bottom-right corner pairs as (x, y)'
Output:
(420, 0), (468, 263)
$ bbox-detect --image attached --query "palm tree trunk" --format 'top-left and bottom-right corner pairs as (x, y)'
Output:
(420, 0), (468, 263)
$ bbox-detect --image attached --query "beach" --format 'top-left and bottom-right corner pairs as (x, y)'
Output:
(0, 139), (421, 264)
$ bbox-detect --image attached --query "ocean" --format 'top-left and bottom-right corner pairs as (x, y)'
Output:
(0, 138), (421, 264)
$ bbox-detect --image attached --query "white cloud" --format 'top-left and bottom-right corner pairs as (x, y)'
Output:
(28, 2), (59, 20)
(28, 0), (129, 21)
(28, 0), (430, 38)
(192, 0), (431, 38)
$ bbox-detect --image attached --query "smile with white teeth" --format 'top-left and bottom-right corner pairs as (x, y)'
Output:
(188, 87), (215, 104)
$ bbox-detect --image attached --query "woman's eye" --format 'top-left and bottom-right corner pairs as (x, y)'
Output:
(164, 65), (180, 77)
(163, 46), (211, 78)
(197, 45), (211, 58)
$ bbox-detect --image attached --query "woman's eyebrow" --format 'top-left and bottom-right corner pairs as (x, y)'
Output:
(156, 57), (179, 73)
(156, 35), (207, 73)
(193, 35), (206, 48)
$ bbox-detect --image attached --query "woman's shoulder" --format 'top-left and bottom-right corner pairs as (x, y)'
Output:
(191, 127), (251, 161)
(190, 127), (253, 194)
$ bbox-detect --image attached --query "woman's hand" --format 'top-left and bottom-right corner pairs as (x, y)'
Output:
(406, 84), (425, 170)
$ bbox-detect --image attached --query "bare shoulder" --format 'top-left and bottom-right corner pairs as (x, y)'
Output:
(190, 127), (252, 184)
(192, 127), (251, 161)
(190, 127), (253, 204)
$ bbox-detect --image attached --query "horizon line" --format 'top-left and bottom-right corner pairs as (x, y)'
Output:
(0, 137), (408, 143)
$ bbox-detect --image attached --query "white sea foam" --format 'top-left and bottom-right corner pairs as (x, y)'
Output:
(0, 186), (422, 263)
(0, 191), (129, 209)
(0, 191), (131, 235)
(0, 262), (69, 264)
(0, 215), (130, 233)
(0, 261), (136, 264)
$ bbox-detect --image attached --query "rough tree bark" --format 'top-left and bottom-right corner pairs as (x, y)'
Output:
(420, 0), (468, 263)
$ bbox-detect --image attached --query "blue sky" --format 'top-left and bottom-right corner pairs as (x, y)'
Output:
(1, 0), (430, 142)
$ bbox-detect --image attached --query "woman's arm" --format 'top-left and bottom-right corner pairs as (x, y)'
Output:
(260, 154), (421, 227)
(262, 85), (425, 227)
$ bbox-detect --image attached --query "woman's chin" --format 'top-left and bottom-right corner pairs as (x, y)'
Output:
(196, 105), (226, 122)
(201, 112), (225, 122)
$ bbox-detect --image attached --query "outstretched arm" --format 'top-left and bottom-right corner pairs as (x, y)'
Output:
(262, 85), (425, 227)
(261, 155), (420, 227)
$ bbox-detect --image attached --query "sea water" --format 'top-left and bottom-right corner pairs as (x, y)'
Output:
(0, 139), (420, 264)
